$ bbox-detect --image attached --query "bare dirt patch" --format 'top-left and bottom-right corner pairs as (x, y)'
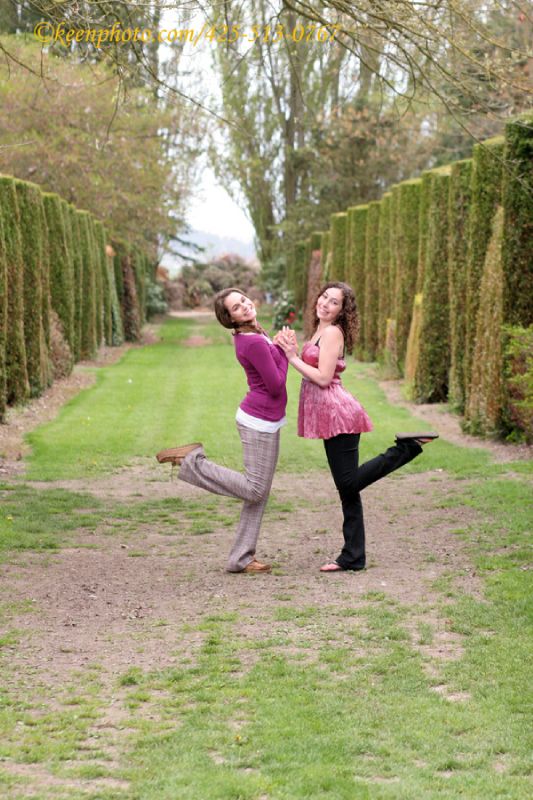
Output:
(1, 468), (482, 688)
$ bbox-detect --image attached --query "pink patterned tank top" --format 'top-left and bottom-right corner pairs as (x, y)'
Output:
(297, 341), (373, 439)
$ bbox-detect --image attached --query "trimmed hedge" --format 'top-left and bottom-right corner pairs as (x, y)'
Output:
(78, 211), (98, 359)
(501, 115), (533, 327)
(0, 176), (29, 404)
(466, 206), (504, 433)
(94, 222), (113, 346)
(299, 113), (530, 442)
(405, 293), (423, 383)
(448, 159), (473, 411)
(113, 239), (141, 342)
(39, 197), (52, 365)
(416, 171), (432, 293)
(68, 206), (84, 361)
(363, 201), (381, 360)
(107, 248), (125, 347)
(89, 217), (104, 348)
(294, 240), (309, 311)
(330, 212), (347, 281)
(14, 180), (47, 397)
(348, 205), (368, 355)
(303, 250), (323, 339)
(0, 171), (151, 413)
(321, 230), (331, 281)
(377, 192), (392, 353)
(464, 136), (505, 405)
(0, 213), (7, 420)
(59, 198), (76, 356)
(413, 167), (451, 403)
(310, 231), (323, 252)
(392, 180), (420, 367)
(43, 192), (75, 355)
(502, 325), (533, 443)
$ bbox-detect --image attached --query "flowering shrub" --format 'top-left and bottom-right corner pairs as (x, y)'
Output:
(272, 290), (297, 330)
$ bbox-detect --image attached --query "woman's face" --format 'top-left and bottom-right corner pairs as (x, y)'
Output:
(316, 287), (343, 323)
(224, 291), (257, 325)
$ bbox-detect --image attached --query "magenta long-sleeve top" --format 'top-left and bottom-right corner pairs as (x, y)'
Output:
(234, 333), (288, 422)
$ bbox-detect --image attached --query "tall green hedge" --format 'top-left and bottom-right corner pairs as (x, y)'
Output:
(363, 201), (381, 360)
(501, 115), (533, 327)
(94, 222), (113, 345)
(294, 240), (308, 311)
(321, 230), (331, 281)
(377, 192), (392, 353)
(14, 180), (47, 397)
(68, 206), (83, 361)
(310, 231), (323, 252)
(78, 211), (98, 359)
(38, 197), (52, 365)
(392, 179), (420, 367)
(0, 213), (7, 421)
(113, 238), (141, 342)
(107, 249), (124, 347)
(86, 216), (103, 348)
(464, 135), (505, 405)
(413, 167), (451, 403)
(348, 205), (368, 355)
(416, 171), (432, 293)
(405, 293), (423, 383)
(448, 159), (473, 411)
(0, 176), (29, 404)
(466, 207), (504, 433)
(0, 172), (149, 413)
(59, 199), (76, 358)
(330, 212), (347, 282)
(43, 192), (75, 354)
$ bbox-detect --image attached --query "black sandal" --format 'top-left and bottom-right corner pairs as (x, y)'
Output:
(396, 432), (439, 444)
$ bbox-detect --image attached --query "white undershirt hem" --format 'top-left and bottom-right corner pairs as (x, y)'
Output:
(236, 407), (287, 433)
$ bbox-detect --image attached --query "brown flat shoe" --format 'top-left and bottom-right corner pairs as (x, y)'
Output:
(156, 443), (202, 465)
(243, 559), (271, 573)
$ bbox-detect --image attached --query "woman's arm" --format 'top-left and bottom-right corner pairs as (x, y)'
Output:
(282, 326), (343, 388)
(245, 337), (288, 396)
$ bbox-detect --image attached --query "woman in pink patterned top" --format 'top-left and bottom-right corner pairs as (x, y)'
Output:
(277, 281), (437, 573)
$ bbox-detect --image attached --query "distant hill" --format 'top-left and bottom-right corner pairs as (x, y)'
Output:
(160, 230), (257, 275)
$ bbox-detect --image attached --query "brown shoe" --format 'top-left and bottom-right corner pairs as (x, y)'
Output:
(243, 559), (271, 573)
(156, 443), (202, 465)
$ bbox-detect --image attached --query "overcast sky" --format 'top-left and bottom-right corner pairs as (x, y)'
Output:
(186, 166), (256, 244)
(160, 6), (256, 246)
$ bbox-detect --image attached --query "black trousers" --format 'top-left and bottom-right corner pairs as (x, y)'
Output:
(323, 434), (423, 570)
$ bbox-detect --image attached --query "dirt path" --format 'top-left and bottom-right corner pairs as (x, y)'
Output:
(0, 316), (528, 796)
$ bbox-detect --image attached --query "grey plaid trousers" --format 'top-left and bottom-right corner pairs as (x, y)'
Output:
(178, 422), (280, 571)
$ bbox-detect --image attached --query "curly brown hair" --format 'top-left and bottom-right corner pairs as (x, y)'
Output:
(311, 282), (360, 355)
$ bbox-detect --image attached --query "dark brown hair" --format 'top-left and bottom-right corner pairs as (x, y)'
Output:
(311, 281), (360, 354)
(213, 288), (264, 335)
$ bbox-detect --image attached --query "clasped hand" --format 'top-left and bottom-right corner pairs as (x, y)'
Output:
(273, 326), (298, 358)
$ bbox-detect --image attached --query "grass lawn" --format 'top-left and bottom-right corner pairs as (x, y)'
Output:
(0, 315), (531, 799)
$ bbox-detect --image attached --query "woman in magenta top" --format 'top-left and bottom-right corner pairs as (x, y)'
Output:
(278, 281), (437, 572)
(160, 287), (288, 574)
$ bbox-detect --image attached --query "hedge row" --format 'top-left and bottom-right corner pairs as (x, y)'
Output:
(293, 113), (533, 441)
(0, 173), (151, 421)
